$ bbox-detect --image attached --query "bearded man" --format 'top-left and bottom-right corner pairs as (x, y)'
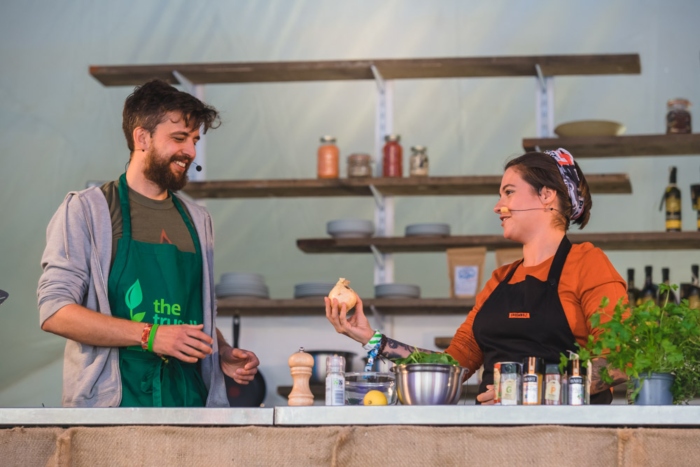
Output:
(38, 79), (260, 407)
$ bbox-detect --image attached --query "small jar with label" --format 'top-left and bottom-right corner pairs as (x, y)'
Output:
(382, 134), (403, 178)
(409, 146), (429, 177)
(498, 362), (522, 406)
(325, 355), (346, 406)
(567, 359), (586, 406)
(317, 136), (339, 179)
(544, 364), (562, 405)
(666, 99), (692, 134)
(347, 153), (373, 178)
(522, 357), (544, 405)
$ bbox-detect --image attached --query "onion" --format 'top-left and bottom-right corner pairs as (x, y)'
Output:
(328, 277), (358, 311)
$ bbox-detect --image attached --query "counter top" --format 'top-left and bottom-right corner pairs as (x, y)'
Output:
(0, 407), (274, 426)
(274, 405), (700, 427)
(4, 406), (700, 427)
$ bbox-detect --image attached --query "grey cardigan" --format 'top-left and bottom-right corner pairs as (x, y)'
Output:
(37, 186), (229, 407)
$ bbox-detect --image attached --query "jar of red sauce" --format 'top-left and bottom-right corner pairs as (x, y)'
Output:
(382, 134), (402, 177)
(317, 136), (339, 179)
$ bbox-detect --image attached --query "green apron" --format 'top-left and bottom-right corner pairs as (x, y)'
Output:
(108, 173), (208, 407)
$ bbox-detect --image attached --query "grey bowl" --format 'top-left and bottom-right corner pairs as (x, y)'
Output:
(327, 219), (374, 238)
(375, 283), (420, 298)
(305, 350), (357, 384)
(220, 272), (266, 286)
(405, 223), (451, 237)
(391, 363), (468, 405)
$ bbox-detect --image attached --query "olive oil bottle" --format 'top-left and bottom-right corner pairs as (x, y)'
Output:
(689, 265), (700, 310)
(660, 267), (678, 304)
(640, 266), (658, 305)
(626, 268), (642, 306)
(662, 166), (682, 232)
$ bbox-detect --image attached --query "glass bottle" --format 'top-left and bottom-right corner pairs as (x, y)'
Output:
(688, 265), (700, 310)
(317, 136), (339, 179)
(346, 153), (373, 178)
(568, 359), (585, 406)
(522, 357), (544, 405)
(544, 364), (562, 405)
(627, 268), (641, 307)
(666, 99), (692, 134)
(660, 267), (678, 304)
(409, 145), (429, 177)
(325, 355), (345, 406)
(382, 134), (403, 178)
(662, 166), (681, 232)
(640, 265), (658, 305)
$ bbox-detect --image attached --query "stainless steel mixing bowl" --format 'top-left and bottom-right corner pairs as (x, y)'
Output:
(392, 363), (468, 405)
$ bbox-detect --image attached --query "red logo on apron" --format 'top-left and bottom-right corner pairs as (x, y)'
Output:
(509, 312), (530, 319)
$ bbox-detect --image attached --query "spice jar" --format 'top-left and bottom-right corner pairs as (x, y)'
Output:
(567, 359), (586, 406)
(409, 146), (429, 177)
(347, 153), (373, 178)
(382, 134), (403, 178)
(544, 364), (562, 405)
(317, 136), (339, 179)
(522, 357), (544, 405)
(497, 362), (522, 406)
(666, 99), (692, 134)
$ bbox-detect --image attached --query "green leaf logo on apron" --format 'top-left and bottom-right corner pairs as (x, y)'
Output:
(126, 279), (146, 322)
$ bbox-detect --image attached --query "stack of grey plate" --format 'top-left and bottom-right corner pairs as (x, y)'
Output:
(327, 219), (374, 238)
(294, 282), (335, 299)
(405, 223), (451, 237)
(216, 272), (269, 299)
(375, 283), (421, 299)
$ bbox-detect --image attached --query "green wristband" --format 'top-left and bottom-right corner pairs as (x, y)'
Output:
(147, 323), (159, 352)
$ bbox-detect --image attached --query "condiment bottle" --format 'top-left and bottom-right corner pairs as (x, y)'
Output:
(409, 146), (429, 177)
(288, 347), (314, 406)
(493, 362), (502, 405)
(522, 357), (544, 405)
(666, 98), (692, 134)
(382, 134), (403, 177)
(544, 364), (562, 405)
(325, 354), (346, 406)
(568, 358), (585, 406)
(347, 153), (373, 178)
(317, 136), (339, 179)
(499, 362), (522, 406)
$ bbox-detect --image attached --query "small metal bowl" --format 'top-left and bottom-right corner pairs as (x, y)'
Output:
(392, 363), (468, 405)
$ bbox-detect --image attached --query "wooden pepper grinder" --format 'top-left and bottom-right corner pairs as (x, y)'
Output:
(288, 347), (315, 406)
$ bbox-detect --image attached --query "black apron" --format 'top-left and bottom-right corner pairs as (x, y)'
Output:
(472, 236), (612, 404)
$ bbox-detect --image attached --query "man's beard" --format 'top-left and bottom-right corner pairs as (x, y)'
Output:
(143, 148), (190, 192)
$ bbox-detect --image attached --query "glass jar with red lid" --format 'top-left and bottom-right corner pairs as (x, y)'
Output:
(382, 134), (403, 178)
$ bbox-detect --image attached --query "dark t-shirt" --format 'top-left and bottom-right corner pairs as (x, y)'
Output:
(100, 180), (196, 265)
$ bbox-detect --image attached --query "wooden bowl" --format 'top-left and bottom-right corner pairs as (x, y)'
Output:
(554, 120), (625, 137)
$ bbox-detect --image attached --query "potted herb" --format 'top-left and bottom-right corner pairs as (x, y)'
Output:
(564, 284), (700, 404)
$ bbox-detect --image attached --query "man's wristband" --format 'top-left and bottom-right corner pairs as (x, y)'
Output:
(141, 323), (154, 351)
(147, 324), (160, 353)
(363, 330), (383, 351)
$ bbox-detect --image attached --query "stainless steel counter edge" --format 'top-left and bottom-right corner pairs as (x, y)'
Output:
(273, 405), (700, 426)
(0, 408), (274, 426)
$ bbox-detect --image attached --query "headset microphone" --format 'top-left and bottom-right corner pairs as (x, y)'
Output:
(501, 207), (555, 213)
(193, 162), (202, 172)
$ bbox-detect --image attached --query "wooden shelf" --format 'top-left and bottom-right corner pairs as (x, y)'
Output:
(183, 174), (631, 199)
(297, 231), (700, 254)
(89, 54), (640, 86)
(216, 297), (474, 316)
(522, 133), (700, 158)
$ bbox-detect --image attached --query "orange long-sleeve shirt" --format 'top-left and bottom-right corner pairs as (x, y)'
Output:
(445, 242), (627, 374)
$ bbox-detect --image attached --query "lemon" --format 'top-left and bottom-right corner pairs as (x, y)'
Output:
(363, 390), (388, 406)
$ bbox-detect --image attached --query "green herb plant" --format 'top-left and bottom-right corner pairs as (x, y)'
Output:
(391, 349), (460, 366)
(561, 283), (700, 404)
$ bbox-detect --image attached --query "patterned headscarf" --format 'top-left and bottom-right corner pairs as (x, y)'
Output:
(544, 148), (584, 221)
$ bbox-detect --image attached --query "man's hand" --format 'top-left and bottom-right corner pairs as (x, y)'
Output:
(476, 384), (496, 405)
(220, 345), (260, 385)
(151, 324), (213, 363)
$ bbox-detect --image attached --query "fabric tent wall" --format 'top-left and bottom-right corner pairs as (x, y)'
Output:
(0, 0), (698, 407)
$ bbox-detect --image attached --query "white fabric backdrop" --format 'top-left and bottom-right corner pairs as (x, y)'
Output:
(0, 0), (698, 407)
